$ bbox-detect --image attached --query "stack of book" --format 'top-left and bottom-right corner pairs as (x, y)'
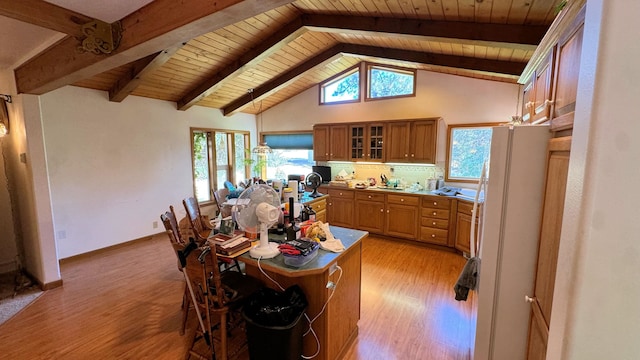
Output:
(208, 230), (251, 255)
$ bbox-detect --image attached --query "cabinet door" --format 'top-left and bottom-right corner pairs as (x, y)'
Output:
(522, 79), (535, 123)
(329, 197), (354, 228)
(368, 124), (385, 161)
(550, 18), (584, 131)
(526, 137), (571, 359)
(410, 120), (436, 163)
(454, 212), (472, 253)
(329, 125), (349, 161)
(349, 124), (366, 161)
(532, 51), (555, 124)
(313, 125), (330, 161)
(385, 203), (418, 239)
(385, 121), (410, 162)
(355, 200), (385, 233)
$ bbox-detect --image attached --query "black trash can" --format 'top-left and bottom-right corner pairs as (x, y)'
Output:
(242, 285), (307, 360)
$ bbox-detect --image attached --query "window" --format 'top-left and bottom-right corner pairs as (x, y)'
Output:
(320, 67), (360, 104)
(446, 124), (496, 182)
(262, 133), (314, 180)
(191, 129), (250, 202)
(366, 64), (416, 100)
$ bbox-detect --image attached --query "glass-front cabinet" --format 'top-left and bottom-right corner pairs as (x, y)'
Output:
(350, 123), (385, 161)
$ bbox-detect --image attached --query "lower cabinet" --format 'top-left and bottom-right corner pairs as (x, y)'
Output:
(354, 192), (385, 233)
(326, 189), (354, 228)
(385, 194), (419, 239)
(454, 200), (481, 254)
(419, 196), (452, 246)
(305, 196), (327, 223)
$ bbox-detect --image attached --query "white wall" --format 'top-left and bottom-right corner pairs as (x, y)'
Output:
(549, 1), (640, 359)
(261, 70), (520, 130)
(40, 86), (256, 259)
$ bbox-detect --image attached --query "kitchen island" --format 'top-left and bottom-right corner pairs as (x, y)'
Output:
(240, 226), (367, 360)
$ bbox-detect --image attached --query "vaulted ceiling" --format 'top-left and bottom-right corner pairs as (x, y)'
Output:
(1, 0), (564, 115)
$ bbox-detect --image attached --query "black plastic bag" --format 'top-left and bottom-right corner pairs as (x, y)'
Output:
(243, 285), (308, 327)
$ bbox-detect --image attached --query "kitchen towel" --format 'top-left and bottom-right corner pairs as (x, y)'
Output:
(318, 222), (345, 253)
(454, 256), (479, 301)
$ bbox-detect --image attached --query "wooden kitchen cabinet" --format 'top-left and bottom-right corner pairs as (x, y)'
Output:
(550, 12), (584, 131)
(386, 120), (436, 163)
(419, 196), (453, 246)
(326, 189), (354, 228)
(349, 123), (385, 161)
(522, 51), (555, 124)
(385, 194), (419, 240)
(305, 196), (327, 223)
(313, 124), (349, 161)
(454, 200), (481, 254)
(354, 192), (385, 233)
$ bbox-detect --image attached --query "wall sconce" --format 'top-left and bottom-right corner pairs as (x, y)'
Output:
(0, 94), (11, 137)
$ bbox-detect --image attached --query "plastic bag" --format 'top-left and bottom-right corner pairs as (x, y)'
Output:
(243, 285), (308, 327)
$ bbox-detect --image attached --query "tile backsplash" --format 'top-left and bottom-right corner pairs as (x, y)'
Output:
(319, 162), (444, 187)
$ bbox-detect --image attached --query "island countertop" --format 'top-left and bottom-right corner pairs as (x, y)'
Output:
(239, 225), (367, 277)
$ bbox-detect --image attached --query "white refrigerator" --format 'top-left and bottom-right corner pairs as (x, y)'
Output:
(473, 125), (551, 360)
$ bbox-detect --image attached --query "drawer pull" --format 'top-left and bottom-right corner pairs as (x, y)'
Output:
(339, 192), (343, 196)
(380, 208), (384, 212)
(400, 198), (404, 202)
(432, 221), (436, 226)
(431, 234), (436, 238)
(433, 202), (437, 206)
(368, 195), (372, 199)
(433, 212), (437, 216)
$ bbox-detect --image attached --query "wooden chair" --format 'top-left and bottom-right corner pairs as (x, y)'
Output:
(184, 195), (241, 274)
(183, 196), (213, 244)
(213, 188), (231, 219)
(160, 205), (190, 335)
(177, 243), (263, 360)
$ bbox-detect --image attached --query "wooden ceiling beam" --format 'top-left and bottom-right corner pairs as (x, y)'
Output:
(222, 44), (345, 116)
(222, 43), (526, 115)
(109, 44), (182, 102)
(177, 17), (307, 111)
(302, 14), (546, 51)
(343, 44), (527, 76)
(14, 0), (296, 95)
(0, 0), (93, 38)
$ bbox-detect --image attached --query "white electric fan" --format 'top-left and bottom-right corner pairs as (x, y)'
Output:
(233, 184), (282, 259)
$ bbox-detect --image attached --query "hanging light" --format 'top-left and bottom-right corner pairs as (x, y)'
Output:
(0, 94), (11, 137)
(252, 142), (272, 154)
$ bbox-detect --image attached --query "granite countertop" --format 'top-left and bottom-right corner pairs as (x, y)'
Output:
(239, 225), (368, 276)
(317, 184), (484, 202)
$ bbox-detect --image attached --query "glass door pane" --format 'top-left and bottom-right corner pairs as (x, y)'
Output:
(193, 131), (211, 202)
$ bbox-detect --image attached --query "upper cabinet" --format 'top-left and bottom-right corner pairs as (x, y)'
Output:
(349, 123), (385, 162)
(315, 118), (439, 164)
(386, 119), (437, 163)
(313, 124), (349, 161)
(519, 3), (585, 132)
(522, 51), (555, 124)
(550, 19), (584, 131)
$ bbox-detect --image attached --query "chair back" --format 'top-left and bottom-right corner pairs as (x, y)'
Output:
(160, 205), (184, 245)
(213, 189), (231, 218)
(183, 196), (212, 243)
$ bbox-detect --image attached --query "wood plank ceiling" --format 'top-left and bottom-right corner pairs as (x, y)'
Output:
(15, 0), (564, 115)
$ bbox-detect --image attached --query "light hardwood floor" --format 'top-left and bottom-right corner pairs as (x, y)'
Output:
(0, 233), (476, 360)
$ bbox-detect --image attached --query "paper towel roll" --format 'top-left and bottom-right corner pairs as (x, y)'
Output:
(289, 180), (298, 201)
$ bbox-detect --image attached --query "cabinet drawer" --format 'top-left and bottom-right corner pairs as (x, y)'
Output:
(386, 194), (419, 206)
(421, 208), (449, 220)
(328, 189), (354, 199)
(356, 191), (385, 202)
(421, 197), (451, 210)
(420, 227), (449, 245)
(457, 200), (481, 216)
(420, 217), (449, 230)
(307, 199), (326, 212)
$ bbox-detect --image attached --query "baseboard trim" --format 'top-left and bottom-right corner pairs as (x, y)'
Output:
(59, 233), (164, 265)
(41, 279), (63, 291)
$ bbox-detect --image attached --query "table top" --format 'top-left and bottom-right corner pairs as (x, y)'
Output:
(240, 225), (368, 277)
